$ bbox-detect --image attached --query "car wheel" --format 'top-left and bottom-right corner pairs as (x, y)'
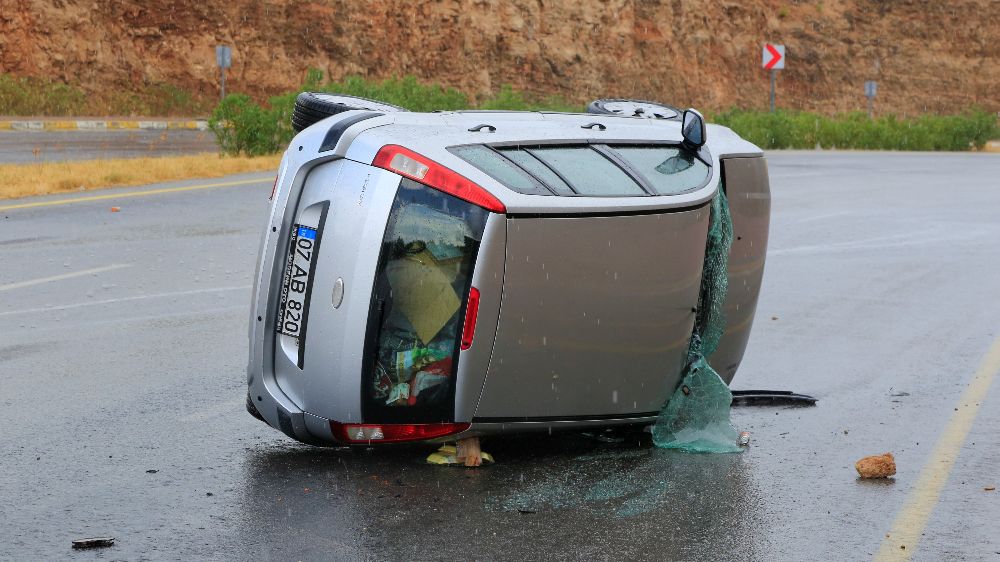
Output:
(292, 92), (407, 132)
(586, 98), (682, 120)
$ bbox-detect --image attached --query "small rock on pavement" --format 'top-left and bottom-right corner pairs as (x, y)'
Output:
(856, 452), (896, 479)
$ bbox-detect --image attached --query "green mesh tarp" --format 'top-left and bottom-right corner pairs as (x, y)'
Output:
(652, 186), (742, 453)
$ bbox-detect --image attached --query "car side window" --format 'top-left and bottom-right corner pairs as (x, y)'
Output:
(451, 143), (711, 197)
(497, 149), (576, 195)
(609, 146), (710, 195)
(448, 145), (550, 196)
(528, 147), (646, 196)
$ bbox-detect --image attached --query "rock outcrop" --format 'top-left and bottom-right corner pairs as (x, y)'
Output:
(1, 0), (996, 114)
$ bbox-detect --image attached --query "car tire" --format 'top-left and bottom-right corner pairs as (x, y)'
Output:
(586, 98), (681, 120)
(292, 92), (407, 132)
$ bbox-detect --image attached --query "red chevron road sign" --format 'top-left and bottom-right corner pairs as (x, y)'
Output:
(762, 44), (785, 70)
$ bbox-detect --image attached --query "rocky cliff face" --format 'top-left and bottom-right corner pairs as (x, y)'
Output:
(1, 0), (996, 114)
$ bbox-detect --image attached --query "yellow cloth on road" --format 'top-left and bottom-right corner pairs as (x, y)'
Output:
(426, 445), (494, 466)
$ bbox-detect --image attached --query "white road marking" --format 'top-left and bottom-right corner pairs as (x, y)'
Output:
(180, 396), (247, 423)
(769, 227), (983, 257)
(794, 210), (852, 223)
(0, 284), (251, 317)
(0, 263), (130, 292)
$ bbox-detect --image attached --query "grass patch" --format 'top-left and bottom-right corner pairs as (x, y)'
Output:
(0, 74), (214, 117)
(0, 153), (280, 200)
(713, 109), (998, 151)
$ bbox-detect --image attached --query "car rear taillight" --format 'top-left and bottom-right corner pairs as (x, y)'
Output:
(372, 145), (506, 213)
(268, 175), (278, 200)
(461, 287), (480, 350)
(330, 422), (471, 444)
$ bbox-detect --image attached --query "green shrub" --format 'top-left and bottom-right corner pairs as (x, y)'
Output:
(208, 94), (284, 156)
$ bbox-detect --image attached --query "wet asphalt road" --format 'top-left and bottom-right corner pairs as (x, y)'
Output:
(1, 152), (999, 560)
(0, 130), (217, 163)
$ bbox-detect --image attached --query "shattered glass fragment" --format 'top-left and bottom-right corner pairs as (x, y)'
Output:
(653, 185), (742, 453)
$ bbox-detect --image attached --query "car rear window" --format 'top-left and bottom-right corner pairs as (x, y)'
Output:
(451, 143), (710, 197)
(362, 178), (488, 423)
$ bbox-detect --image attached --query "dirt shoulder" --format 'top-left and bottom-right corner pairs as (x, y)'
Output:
(0, 154), (279, 200)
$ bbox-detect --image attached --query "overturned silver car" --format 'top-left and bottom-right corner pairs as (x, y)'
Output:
(247, 96), (770, 445)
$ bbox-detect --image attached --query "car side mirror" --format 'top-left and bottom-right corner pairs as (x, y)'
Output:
(681, 109), (706, 148)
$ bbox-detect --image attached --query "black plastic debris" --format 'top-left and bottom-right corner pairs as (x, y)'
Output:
(71, 537), (115, 549)
(581, 430), (626, 444)
(730, 390), (817, 407)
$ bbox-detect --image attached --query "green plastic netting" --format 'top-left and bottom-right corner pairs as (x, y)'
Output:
(652, 185), (742, 453)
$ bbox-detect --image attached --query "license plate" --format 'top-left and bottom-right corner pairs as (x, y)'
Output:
(277, 225), (317, 339)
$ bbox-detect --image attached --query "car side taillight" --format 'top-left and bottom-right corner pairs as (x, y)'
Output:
(461, 287), (480, 350)
(330, 422), (471, 444)
(268, 175), (278, 200)
(372, 144), (506, 213)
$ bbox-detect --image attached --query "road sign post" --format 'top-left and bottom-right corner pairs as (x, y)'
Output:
(864, 80), (877, 118)
(770, 70), (776, 113)
(762, 43), (785, 112)
(216, 45), (232, 100)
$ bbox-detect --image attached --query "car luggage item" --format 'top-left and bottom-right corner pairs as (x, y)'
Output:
(586, 98), (682, 120)
(292, 92), (407, 132)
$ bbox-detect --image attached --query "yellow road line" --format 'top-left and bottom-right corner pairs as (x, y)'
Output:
(0, 177), (268, 212)
(0, 263), (130, 292)
(874, 334), (1000, 560)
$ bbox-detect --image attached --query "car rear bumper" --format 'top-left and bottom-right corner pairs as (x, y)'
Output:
(249, 372), (657, 445)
